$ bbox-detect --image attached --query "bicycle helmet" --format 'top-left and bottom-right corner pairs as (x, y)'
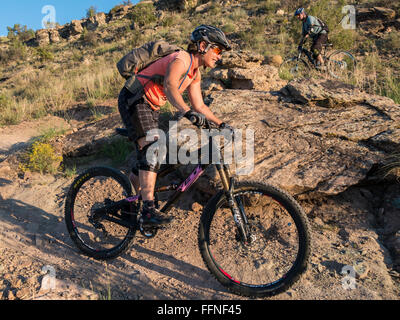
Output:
(294, 8), (306, 17)
(190, 25), (232, 51)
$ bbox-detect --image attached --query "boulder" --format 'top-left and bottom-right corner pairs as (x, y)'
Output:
(35, 29), (50, 46)
(84, 13), (107, 31)
(228, 65), (285, 91)
(48, 29), (60, 43)
(156, 0), (199, 11)
(108, 4), (133, 21)
(69, 20), (83, 36)
(267, 55), (283, 67)
(357, 7), (396, 22)
(219, 51), (264, 69)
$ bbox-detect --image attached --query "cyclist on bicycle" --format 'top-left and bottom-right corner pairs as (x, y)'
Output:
(294, 8), (329, 68)
(118, 25), (232, 227)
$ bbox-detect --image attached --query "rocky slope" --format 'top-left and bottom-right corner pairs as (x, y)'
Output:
(0, 0), (399, 301)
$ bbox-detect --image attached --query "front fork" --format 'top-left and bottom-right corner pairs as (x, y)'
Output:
(217, 164), (250, 243)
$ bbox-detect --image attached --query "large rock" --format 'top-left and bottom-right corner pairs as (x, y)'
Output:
(203, 86), (399, 196)
(84, 13), (107, 31)
(219, 51), (264, 69)
(357, 7), (396, 22)
(35, 29), (50, 46)
(69, 20), (83, 36)
(156, 0), (199, 11)
(108, 4), (133, 21)
(48, 29), (60, 43)
(228, 65), (286, 91)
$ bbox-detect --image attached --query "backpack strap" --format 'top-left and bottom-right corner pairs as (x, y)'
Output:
(179, 53), (193, 90)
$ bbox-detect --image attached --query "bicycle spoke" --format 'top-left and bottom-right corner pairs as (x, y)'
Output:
(70, 175), (132, 252)
(327, 51), (356, 83)
(207, 191), (300, 287)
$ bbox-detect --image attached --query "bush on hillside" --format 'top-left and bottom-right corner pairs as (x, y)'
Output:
(128, 3), (157, 27)
(7, 24), (35, 42)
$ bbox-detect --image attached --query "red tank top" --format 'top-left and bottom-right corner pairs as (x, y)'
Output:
(137, 51), (198, 110)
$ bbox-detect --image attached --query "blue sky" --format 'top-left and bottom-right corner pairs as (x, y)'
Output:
(0, 0), (140, 36)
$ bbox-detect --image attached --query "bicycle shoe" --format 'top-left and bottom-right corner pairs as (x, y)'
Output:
(139, 202), (173, 227)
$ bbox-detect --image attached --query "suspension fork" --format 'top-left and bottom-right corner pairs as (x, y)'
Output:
(217, 164), (250, 243)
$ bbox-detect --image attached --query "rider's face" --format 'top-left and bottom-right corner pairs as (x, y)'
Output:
(201, 42), (223, 68)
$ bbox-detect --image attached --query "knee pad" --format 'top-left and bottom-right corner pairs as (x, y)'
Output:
(137, 140), (162, 173)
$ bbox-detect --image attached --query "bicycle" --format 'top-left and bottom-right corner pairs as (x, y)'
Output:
(64, 117), (311, 298)
(279, 42), (356, 82)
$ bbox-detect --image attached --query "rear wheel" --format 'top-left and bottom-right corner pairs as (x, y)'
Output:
(327, 50), (356, 82)
(65, 167), (137, 260)
(199, 181), (311, 297)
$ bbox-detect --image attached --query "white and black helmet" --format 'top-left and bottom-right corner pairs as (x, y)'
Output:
(190, 25), (232, 51)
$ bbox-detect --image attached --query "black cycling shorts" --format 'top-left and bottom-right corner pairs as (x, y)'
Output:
(311, 33), (328, 57)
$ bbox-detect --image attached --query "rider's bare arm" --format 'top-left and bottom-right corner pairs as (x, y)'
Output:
(164, 57), (223, 126)
(187, 72), (223, 126)
(164, 59), (192, 114)
(300, 33), (310, 46)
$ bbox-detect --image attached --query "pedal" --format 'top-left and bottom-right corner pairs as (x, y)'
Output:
(139, 224), (158, 238)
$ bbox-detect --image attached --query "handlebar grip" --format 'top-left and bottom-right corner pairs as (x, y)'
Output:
(189, 116), (197, 124)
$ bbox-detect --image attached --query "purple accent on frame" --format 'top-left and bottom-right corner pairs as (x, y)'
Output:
(126, 195), (140, 202)
(178, 165), (204, 192)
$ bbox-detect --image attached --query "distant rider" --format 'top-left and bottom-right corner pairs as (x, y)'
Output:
(294, 8), (329, 68)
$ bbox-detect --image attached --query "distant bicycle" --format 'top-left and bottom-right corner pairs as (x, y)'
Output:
(64, 117), (311, 298)
(279, 42), (356, 81)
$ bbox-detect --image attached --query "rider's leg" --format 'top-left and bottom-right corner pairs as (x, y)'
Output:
(136, 136), (172, 226)
(316, 54), (324, 66)
(129, 172), (140, 195)
(312, 33), (327, 66)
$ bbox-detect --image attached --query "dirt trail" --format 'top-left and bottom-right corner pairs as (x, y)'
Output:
(0, 119), (399, 300)
(0, 116), (71, 162)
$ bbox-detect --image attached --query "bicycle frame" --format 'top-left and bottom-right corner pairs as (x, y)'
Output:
(94, 126), (235, 220)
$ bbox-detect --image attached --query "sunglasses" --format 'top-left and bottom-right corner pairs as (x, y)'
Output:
(210, 45), (223, 55)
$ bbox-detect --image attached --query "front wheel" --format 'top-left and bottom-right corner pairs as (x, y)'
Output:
(198, 181), (311, 297)
(279, 57), (310, 80)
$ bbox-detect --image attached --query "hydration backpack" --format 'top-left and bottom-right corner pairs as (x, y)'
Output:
(117, 40), (182, 98)
(316, 17), (329, 33)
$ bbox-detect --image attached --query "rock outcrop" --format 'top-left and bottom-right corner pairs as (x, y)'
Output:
(30, 5), (134, 46)
(60, 77), (400, 199)
(202, 51), (286, 95)
(357, 7), (396, 22)
(356, 6), (400, 32)
(156, 0), (199, 11)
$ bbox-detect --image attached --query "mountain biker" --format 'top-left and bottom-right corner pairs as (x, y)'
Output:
(294, 8), (329, 68)
(118, 25), (232, 227)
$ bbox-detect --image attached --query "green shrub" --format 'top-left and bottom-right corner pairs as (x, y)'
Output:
(6, 39), (28, 62)
(35, 47), (54, 61)
(379, 71), (400, 104)
(80, 28), (100, 46)
(128, 3), (157, 27)
(86, 6), (97, 18)
(7, 24), (35, 42)
(101, 138), (133, 166)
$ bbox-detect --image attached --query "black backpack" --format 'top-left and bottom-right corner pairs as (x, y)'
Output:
(316, 17), (329, 33)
